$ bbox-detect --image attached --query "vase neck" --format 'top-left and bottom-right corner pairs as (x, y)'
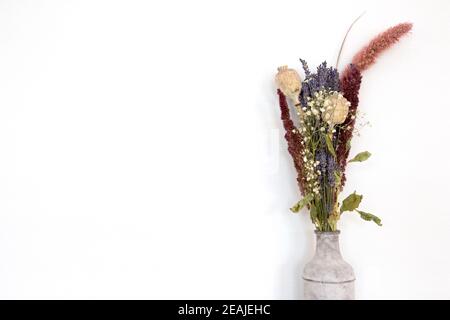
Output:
(314, 231), (342, 259)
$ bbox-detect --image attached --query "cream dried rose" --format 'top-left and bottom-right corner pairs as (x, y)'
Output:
(322, 92), (350, 125)
(275, 66), (302, 105)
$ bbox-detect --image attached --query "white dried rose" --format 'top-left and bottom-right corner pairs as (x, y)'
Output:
(321, 92), (350, 125)
(275, 65), (302, 105)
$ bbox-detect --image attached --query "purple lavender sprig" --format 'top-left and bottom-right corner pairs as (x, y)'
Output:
(299, 60), (340, 109)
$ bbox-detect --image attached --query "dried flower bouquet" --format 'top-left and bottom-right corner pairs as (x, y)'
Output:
(276, 22), (412, 231)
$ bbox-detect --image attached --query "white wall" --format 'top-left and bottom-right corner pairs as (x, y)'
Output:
(0, 0), (449, 299)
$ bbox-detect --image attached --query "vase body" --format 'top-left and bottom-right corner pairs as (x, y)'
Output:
(303, 231), (355, 300)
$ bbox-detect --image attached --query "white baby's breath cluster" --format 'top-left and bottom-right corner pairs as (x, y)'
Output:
(301, 148), (321, 196)
(298, 119), (321, 196)
(304, 90), (326, 120)
(353, 110), (371, 137)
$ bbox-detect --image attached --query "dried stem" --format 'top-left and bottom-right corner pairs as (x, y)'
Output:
(336, 11), (366, 70)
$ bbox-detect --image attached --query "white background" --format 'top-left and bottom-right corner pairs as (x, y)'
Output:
(0, 0), (449, 299)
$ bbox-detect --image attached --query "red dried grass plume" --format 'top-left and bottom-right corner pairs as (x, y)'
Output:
(277, 89), (306, 195)
(336, 22), (412, 186)
(352, 22), (412, 72)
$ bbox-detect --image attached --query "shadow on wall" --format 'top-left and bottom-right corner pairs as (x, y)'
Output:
(276, 227), (313, 299)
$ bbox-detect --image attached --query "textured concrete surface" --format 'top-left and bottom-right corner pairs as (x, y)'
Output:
(303, 231), (355, 300)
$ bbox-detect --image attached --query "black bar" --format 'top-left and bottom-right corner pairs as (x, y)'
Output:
(0, 300), (446, 318)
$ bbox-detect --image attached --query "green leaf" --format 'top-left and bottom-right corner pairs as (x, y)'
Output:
(348, 151), (371, 163)
(334, 171), (341, 187)
(290, 194), (314, 213)
(340, 191), (363, 213)
(324, 134), (336, 158)
(346, 139), (352, 152)
(356, 210), (382, 226)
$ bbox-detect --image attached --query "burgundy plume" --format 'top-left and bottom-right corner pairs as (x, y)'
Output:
(277, 89), (306, 195)
(336, 65), (362, 187)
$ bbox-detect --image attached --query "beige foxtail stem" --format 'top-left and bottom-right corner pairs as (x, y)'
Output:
(336, 11), (366, 70)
